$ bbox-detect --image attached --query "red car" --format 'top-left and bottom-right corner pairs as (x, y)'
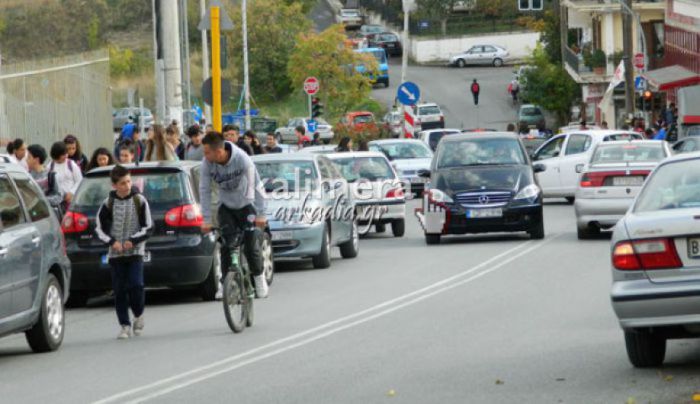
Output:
(336, 111), (379, 134)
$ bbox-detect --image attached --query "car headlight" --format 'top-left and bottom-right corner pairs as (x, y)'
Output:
(427, 189), (453, 204)
(514, 184), (540, 200)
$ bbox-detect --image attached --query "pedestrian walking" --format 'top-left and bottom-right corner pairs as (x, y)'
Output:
(470, 79), (481, 106)
(509, 78), (519, 104)
(264, 133), (282, 153)
(26, 144), (63, 211)
(144, 125), (177, 162)
(185, 125), (205, 161)
(95, 165), (153, 340)
(49, 141), (83, 207)
(86, 148), (115, 171)
(64, 135), (89, 173)
(311, 133), (321, 146)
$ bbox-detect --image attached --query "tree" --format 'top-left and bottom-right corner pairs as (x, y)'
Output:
(288, 25), (378, 119)
(415, 0), (459, 36)
(283, 0), (318, 14)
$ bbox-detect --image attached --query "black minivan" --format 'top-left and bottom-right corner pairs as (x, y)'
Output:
(63, 162), (274, 306)
(416, 132), (546, 244)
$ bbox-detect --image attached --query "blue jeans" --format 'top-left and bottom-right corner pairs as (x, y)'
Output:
(110, 259), (145, 326)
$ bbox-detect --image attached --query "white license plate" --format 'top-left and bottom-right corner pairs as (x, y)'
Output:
(102, 251), (150, 264)
(688, 238), (700, 259)
(410, 176), (426, 183)
(272, 231), (293, 241)
(466, 208), (503, 219)
(612, 176), (644, 187)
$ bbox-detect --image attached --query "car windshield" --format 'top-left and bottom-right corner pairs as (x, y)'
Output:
(603, 133), (643, 141)
(365, 26), (383, 33)
(591, 144), (666, 163)
(72, 172), (187, 211)
(330, 157), (394, 182)
(369, 49), (387, 64)
(438, 138), (526, 168)
(353, 114), (374, 124)
(374, 142), (432, 160)
(521, 107), (541, 116)
(635, 160), (700, 212)
(256, 161), (318, 192)
(418, 106), (441, 115)
(379, 34), (397, 42)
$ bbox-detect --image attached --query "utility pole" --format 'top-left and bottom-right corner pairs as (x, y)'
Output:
(211, 6), (222, 132)
(160, 0), (184, 126)
(400, 0), (413, 84)
(200, 0), (212, 125)
(152, 0), (165, 123)
(242, 0), (251, 130)
(622, 0), (635, 118)
(180, 0), (192, 125)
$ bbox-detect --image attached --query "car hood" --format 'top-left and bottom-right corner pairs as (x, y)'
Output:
(432, 165), (533, 196)
(391, 158), (432, 172)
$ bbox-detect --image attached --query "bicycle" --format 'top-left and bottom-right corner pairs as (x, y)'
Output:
(213, 227), (254, 333)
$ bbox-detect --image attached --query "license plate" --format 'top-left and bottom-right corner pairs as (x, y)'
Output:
(272, 231), (293, 241)
(411, 176), (426, 183)
(612, 176), (644, 187)
(688, 238), (700, 258)
(466, 208), (503, 218)
(102, 251), (150, 265)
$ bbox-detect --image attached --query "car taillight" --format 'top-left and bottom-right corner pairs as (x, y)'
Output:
(386, 187), (404, 199)
(165, 204), (203, 228)
(613, 239), (682, 270)
(61, 211), (89, 234)
(580, 170), (650, 187)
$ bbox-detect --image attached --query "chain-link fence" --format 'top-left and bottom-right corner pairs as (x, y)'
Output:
(0, 50), (113, 155)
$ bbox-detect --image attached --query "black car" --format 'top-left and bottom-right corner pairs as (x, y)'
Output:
(368, 32), (403, 57)
(62, 162), (274, 306)
(416, 132), (546, 244)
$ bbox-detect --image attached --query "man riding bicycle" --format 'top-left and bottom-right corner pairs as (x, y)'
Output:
(199, 131), (269, 298)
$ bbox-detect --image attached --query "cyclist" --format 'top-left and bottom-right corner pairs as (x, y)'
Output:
(199, 131), (269, 298)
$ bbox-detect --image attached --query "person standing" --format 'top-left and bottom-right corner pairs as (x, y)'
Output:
(509, 78), (519, 103)
(223, 124), (254, 156)
(86, 148), (115, 171)
(95, 165), (153, 339)
(64, 135), (89, 173)
(264, 133), (282, 153)
(295, 126), (311, 149)
(244, 131), (265, 155)
(166, 125), (186, 160)
(470, 79), (481, 106)
(654, 124), (668, 141)
(185, 125), (205, 161)
(8, 138), (28, 170)
(49, 141), (83, 207)
(144, 125), (177, 162)
(26, 144), (63, 210)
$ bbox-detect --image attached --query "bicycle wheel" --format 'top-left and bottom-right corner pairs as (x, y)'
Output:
(241, 253), (254, 327)
(222, 271), (246, 333)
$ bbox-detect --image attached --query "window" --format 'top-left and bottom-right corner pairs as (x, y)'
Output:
(484, 46), (496, 52)
(317, 159), (334, 180)
(534, 136), (565, 160)
(331, 157), (395, 182)
(437, 138), (525, 168)
(591, 144), (666, 163)
(565, 134), (591, 155)
(418, 105), (442, 115)
(72, 172), (188, 210)
(0, 176), (26, 230)
(682, 139), (700, 153)
(635, 160), (700, 212)
(12, 175), (51, 222)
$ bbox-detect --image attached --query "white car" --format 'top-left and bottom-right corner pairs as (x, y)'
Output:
(298, 145), (338, 155)
(0, 154), (11, 163)
(368, 139), (433, 195)
(275, 117), (334, 144)
(336, 9), (363, 29)
(418, 128), (462, 151)
(326, 152), (406, 237)
(449, 45), (509, 68)
(531, 130), (644, 201)
(412, 103), (445, 133)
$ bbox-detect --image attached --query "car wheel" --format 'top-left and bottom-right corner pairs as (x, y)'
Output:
(493, 58), (504, 67)
(375, 223), (386, 233)
(565, 197), (575, 204)
(425, 234), (441, 245)
(577, 225), (599, 240)
(456, 59), (466, 68)
(312, 225), (331, 269)
(528, 220), (545, 240)
(25, 274), (65, 352)
(261, 232), (275, 286)
(200, 242), (221, 301)
(392, 219), (405, 237)
(339, 221), (359, 259)
(624, 330), (666, 368)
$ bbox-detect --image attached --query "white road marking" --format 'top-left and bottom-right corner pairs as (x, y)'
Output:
(94, 235), (558, 404)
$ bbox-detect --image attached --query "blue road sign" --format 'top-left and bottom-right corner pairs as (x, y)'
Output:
(635, 76), (646, 91)
(307, 119), (318, 133)
(397, 82), (420, 106)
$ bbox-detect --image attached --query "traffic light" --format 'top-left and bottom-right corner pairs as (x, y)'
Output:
(312, 97), (323, 118)
(642, 90), (653, 111)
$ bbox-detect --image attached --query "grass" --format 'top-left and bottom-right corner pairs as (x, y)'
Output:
(259, 91), (310, 124)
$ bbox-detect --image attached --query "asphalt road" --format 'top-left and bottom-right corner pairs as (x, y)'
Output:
(2, 200), (700, 404)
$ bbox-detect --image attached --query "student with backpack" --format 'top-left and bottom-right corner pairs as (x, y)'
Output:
(49, 141), (83, 206)
(471, 79), (481, 106)
(95, 165), (153, 339)
(26, 144), (63, 210)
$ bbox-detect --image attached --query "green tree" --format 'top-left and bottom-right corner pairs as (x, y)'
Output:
(415, 0), (459, 36)
(288, 25), (378, 119)
(283, 0), (318, 14)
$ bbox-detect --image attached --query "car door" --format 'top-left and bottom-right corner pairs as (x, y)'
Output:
(559, 133), (593, 195)
(532, 135), (566, 195)
(0, 175), (33, 318)
(11, 173), (51, 313)
(483, 45), (497, 63)
(317, 157), (350, 244)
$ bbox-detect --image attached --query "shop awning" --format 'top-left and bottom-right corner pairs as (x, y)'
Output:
(642, 65), (700, 91)
(678, 85), (700, 125)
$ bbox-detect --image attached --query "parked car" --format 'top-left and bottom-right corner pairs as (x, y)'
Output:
(418, 129), (462, 151)
(415, 132), (545, 244)
(368, 139), (433, 195)
(359, 24), (385, 37)
(0, 163), (71, 352)
(412, 103), (445, 133)
(63, 162), (274, 306)
(610, 152), (700, 367)
(253, 153), (358, 269)
(337, 8), (363, 29)
(575, 140), (671, 239)
(112, 107), (154, 131)
(382, 110), (404, 138)
(336, 111), (380, 135)
(326, 152), (406, 237)
(0, 154), (10, 163)
(518, 104), (546, 131)
(672, 136), (700, 154)
(519, 133), (548, 156)
(531, 130), (644, 201)
(298, 145), (339, 154)
(368, 32), (402, 57)
(275, 117), (334, 144)
(355, 47), (389, 87)
(449, 45), (509, 68)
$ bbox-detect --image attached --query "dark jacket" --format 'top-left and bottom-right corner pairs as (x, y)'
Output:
(95, 188), (153, 262)
(236, 139), (254, 156)
(70, 153), (89, 173)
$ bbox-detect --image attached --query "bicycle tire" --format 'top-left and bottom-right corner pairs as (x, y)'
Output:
(223, 271), (246, 333)
(241, 253), (254, 328)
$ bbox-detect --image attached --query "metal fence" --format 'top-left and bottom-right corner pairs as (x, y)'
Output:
(409, 15), (526, 37)
(0, 50), (113, 154)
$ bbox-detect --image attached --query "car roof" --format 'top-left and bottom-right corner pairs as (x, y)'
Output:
(84, 161), (199, 177)
(369, 139), (426, 146)
(654, 150), (700, 165)
(357, 47), (384, 53)
(252, 153), (317, 162)
(419, 128), (461, 134)
(325, 151), (387, 159)
(558, 130), (643, 138)
(594, 140), (664, 147)
(442, 132), (520, 142)
(0, 162), (30, 175)
(519, 104), (540, 109)
(347, 111), (373, 116)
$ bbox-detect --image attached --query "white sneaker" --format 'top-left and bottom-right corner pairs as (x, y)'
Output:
(254, 275), (269, 299)
(117, 325), (131, 340)
(133, 316), (144, 336)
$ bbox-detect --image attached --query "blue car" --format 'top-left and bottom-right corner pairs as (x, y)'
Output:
(355, 47), (389, 88)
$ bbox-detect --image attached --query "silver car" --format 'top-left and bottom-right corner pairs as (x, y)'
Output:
(368, 139), (433, 195)
(275, 117), (334, 144)
(611, 151), (700, 367)
(575, 140), (670, 239)
(253, 153), (359, 269)
(298, 145), (338, 155)
(449, 45), (509, 68)
(0, 163), (71, 352)
(112, 107), (154, 131)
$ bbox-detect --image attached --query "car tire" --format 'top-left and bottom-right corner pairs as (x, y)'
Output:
(65, 291), (89, 308)
(493, 58), (504, 67)
(261, 232), (275, 286)
(528, 220), (545, 240)
(339, 221), (359, 259)
(392, 219), (405, 237)
(375, 223), (386, 233)
(565, 197), (575, 204)
(312, 225), (331, 269)
(624, 330), (666, 368)
(425, 234), (441, 245)
(577, 225), (599, 240)
(25, 274), (65, 353)
(456, 59), (466, 68)
(200, 242), (221, 301)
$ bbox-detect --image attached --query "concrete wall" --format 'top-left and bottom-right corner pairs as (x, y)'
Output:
(409, 31), (541, 64)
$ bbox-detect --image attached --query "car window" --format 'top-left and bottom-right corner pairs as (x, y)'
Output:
(353, 115), (374, 124)
(12, 175), (51, 222)
(0, 176), (26, 230)
(635, 159), (700, 212)
(438, 138), (526, 168)
(418, 106), (441, 115)
(534, 136), (565, 160)
(591, 144), (666, 163)
(330, 157), (395, 182)
(682, 139), (699, 152)
(520, 106), (542, 116)
(484, 46), (496, 52)
(373, 142), (432, 160)
(565, 134), (592, 155)
(603, 132), (642, 141)
(257, 160), (318, 192)
(317, 159), (334, 180)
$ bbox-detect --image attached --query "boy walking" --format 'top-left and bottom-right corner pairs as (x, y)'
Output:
(95, 165), (153, 339)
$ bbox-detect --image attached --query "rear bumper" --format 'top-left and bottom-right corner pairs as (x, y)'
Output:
(269, 221), (324, 258)
(612, 279), (700, 329)
(574, 197), (632, 229)
(417, 122), (444, 131)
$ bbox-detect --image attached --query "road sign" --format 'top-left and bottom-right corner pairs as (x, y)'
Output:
(307, 119), (318, 133)
(634, 53), (645, 70)
(201, 77), (232, 106)
(635, 76), (646, 91)
(397, 81), (420, 106)
(304, 77), (319, 95)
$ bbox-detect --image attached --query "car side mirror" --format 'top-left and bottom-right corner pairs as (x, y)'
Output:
(417, 169), (431, 178)
(533, 163), (546, 173)
(575, 164), (584, 173)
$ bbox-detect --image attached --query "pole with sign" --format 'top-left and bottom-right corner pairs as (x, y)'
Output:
(211, 6), (222, 132)
(304, 77), (319, 120)
(397, 81), (420, 138)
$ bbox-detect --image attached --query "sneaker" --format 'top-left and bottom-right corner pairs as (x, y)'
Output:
(133, 316), (144, 336)
(117, 325), (131, 340)
(254, 275), (269, 299)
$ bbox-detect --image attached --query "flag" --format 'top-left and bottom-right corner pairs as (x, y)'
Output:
(599, 61), (626, 109)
